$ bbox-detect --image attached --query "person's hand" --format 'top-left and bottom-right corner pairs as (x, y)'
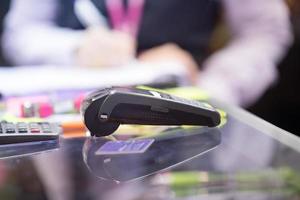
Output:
(75, 27), (136, 68)
(138, 43), (199, 84)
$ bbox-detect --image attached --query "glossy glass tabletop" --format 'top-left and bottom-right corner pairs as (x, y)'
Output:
(0, 103), (299, 200)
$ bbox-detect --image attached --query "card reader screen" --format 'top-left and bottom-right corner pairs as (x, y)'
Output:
(95, 139), (154, 155)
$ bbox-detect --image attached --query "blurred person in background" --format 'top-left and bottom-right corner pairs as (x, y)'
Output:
(1, 0), (292, 107)
(249, 0), (300, 135)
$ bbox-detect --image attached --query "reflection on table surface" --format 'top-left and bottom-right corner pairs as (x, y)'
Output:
(83, 127), (221, 182)
(0, 104), (300, 200)
(0, 140), (59, 160)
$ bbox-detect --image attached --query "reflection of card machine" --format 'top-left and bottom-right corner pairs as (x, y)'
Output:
(81, 87), (221, 137)
(83, 127), (221, 182)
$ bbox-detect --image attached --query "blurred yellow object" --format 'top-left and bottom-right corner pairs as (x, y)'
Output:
(137, 86), (210, 101)
(166, 87), (210, 101)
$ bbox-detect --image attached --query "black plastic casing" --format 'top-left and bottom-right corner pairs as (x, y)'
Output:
(82, 87), (221, 137)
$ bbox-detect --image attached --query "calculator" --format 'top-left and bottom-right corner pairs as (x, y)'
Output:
(82, 86), (221, 137)
(0, 121), (61, 144)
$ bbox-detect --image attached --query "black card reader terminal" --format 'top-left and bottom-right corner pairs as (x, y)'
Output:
(81, 86), (221, 137)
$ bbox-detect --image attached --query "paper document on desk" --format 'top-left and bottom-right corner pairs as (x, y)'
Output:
(0, 61), (189, 96)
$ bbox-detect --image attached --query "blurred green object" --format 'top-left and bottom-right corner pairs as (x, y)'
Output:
(151, 167), (300, 198)
(279, 167), (300, 195)
(137, 86), (210, 101)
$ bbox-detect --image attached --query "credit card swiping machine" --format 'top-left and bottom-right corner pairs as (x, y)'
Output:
(81, 87), (221, 137)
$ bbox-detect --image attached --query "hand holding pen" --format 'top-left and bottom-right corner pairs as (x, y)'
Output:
(73, 0), (198, 85)
(75, 27), (136, 68)
(74, 0), (144, 68)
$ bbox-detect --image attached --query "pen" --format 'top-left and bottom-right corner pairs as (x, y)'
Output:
(74, 0), (108, 27)
(74, 0), (145, 37)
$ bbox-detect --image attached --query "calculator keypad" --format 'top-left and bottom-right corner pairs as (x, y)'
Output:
(29, 123), (41, 133)
(0, 121), (59, 134)
(0, 121), (60, 144)
(17, 123), (28, 133)
(40, 123), (52, 133)
(4, 123), (16, 134)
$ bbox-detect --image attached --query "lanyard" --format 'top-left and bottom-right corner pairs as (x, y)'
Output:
(106, 0), (145, 37)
